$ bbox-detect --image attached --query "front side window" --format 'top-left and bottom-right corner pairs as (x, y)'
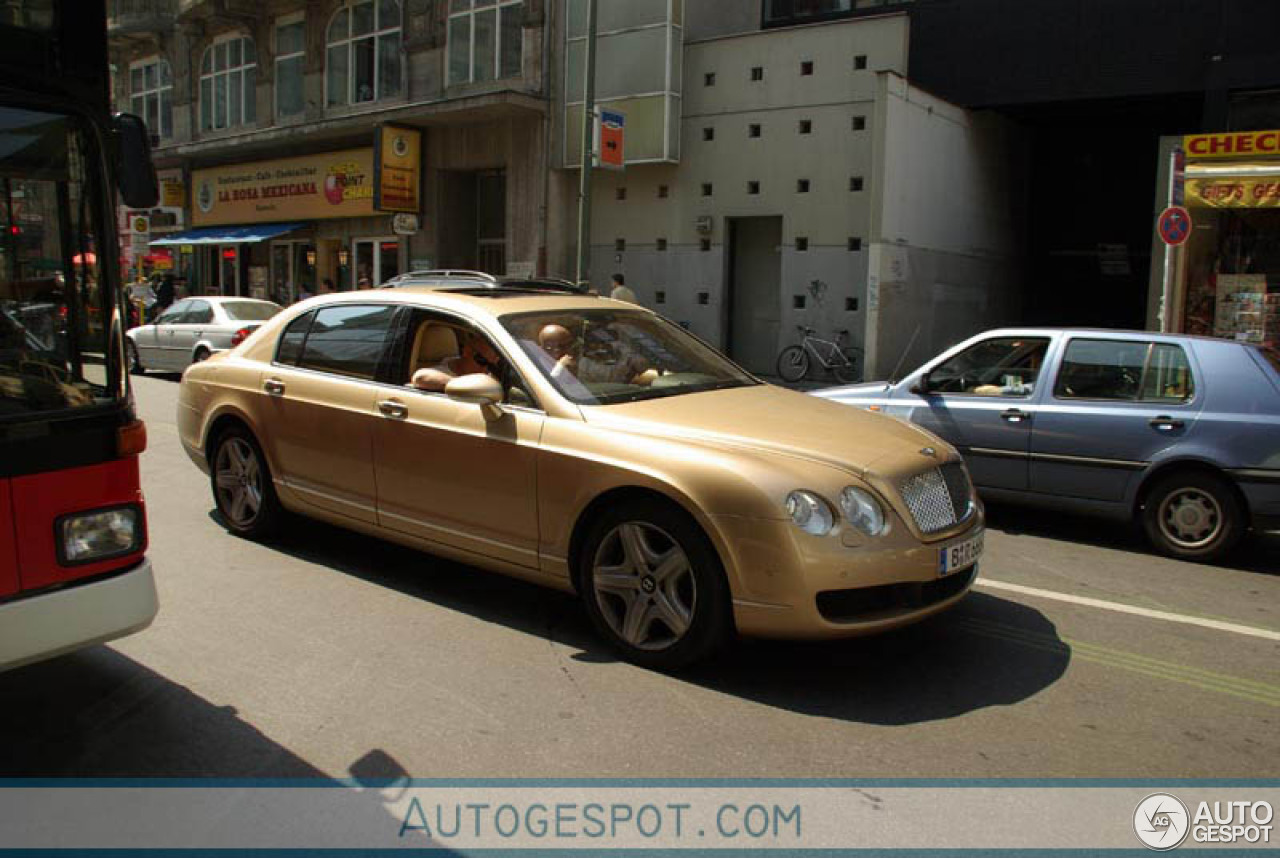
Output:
(200, 35), (258, 132)
(327, 0), (402, 107)
(295, 304), (397, 379)
(1055, 339), (1195, 403)
(276, 17), (306, 118)
(502, 309), (756, 405)
(0, 105), (123, 417)
(448, 0), (524, 86)
(927, 337), (1050, 396)
(130, 57), (173, 140)
(155, 300), (191, 326)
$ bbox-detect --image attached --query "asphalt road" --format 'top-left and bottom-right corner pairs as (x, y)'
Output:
(1, 373), (1277, 779)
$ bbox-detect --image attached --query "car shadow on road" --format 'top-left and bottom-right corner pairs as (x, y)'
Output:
(252, 516), (1071, 727)
(983, 501), (1280, 576)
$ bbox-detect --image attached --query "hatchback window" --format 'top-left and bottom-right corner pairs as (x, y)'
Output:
(296, 305), (397, 380)
(222, 300), (282, 322)
(927, 337), (1049, 396)
(1055, 339), (1147, 400)
(1139, 343), (1195, 402)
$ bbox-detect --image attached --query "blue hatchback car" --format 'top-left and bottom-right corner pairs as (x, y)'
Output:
(816, 329), (1280, 561)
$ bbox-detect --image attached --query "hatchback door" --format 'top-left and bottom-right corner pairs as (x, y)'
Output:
(887, 335), (1053, 492)
(256, 304), (397, 525)
(1029, 337), (1203, 502)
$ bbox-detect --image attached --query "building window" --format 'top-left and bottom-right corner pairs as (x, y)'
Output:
(849, 176), (864, 191)
(848, 237), (862, 251)
(749, 123), (761, 138)
(701, 183), (713, 197)
(751, 66), (763, 81)
(657, 185), (669, 198)
(615, 238), (626, 252)
(797, 179), (810, 193)
(764, 1), (916, 28)
(699, 238), (711, 252)
(852, 114), (866, 131)
(615, 187), (626, 201)
(656, 238), (668, 251)
(655, 290), (666, 304)
(800, 60), (813, 75)
(448, 0), (522, 86)
(703, 127), (714, 141)
(704, 72), (715, 86)
(747, 180), (760, 195)
(854, 54), (868, 70)
(130, 57), (172, 139)
(795, 237), (809, 251)
(200, 36), (257, 132)
(276, 16), (306, 118)
(328, 0), (402, 107)
(799, 119), (812, 134)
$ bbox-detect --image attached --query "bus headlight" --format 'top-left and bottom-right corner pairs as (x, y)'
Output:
(57, 506), (142, 565)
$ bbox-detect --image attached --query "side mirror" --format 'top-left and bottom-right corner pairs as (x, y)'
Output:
(445, 373), (504, 419)
(909, 372), (932, 396)
(113, 113), (159, 208)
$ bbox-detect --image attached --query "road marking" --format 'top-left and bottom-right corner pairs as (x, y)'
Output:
(976, 578), (1280, 642)
(955, 617), (1280, 708)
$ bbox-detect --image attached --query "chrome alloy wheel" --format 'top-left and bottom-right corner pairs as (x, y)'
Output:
(591, 522), (696, 651)
(214, 437), (264, 527)
(1158, 487), (1223, 549)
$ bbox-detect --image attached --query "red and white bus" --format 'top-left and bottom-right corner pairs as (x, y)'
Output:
(0, 1), (159, 670)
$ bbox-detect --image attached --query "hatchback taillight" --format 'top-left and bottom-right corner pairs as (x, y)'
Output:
(230, 326), (253, 347)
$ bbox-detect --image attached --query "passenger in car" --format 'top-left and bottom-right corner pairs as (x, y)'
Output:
(411, 327), (503, 392)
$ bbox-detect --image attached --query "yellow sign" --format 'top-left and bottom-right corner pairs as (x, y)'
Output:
(192, 148), (376, 226)
(1184, 130), (1280, 160)
(374, 124), (421, 213)
(1187, 177), (1280, 208)
(161, 175), (184, 207)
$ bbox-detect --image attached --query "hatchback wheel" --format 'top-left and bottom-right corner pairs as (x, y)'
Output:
(579, 499), (732, 670)
(211, 425), (282, 539)
(1141, 471), (1244, 562)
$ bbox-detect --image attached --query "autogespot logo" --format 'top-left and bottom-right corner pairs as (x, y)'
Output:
(1135, 793), (1190, 851)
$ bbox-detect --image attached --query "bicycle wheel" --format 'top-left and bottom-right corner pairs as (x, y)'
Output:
(833, 348), (863, 384)
(776, 345), (810, 382)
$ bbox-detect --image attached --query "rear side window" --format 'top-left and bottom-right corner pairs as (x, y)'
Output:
(296, 305), (397, 380)
(1055, 339), (1194, 402)
(186, 300), (214, 325)
(276, 311), (314, 365)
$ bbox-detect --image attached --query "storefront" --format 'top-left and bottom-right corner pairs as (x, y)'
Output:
(150, 146), (411, 302)
(1152, 130), (1280, 348)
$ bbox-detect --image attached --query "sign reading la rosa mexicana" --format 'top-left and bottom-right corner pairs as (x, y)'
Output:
(192, 148), (376, 227)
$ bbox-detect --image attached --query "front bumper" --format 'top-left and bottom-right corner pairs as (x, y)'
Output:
(711, 511), (983, 640)
(0, 560), (158, 672)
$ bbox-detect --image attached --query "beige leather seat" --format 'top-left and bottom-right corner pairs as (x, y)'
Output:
(408, 323), (459, 376)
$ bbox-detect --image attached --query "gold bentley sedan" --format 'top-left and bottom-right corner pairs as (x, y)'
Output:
(177, 278), (984, 669)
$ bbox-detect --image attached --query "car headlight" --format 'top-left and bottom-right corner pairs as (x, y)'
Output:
(785, 490), (835, 536)
(57, 506), (143, 565)
(840, 486), (886, 536)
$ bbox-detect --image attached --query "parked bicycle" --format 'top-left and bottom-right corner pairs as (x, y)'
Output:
(776, 326), (863, 383)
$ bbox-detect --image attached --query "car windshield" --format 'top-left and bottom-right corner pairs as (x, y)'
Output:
(222, 300), (282, 322)
(501, 309), (757, 405)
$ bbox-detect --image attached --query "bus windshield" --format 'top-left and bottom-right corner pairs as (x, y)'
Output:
(0, 105), (121, 419)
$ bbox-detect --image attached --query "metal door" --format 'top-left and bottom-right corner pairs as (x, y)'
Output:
(728, 217), (781, 374)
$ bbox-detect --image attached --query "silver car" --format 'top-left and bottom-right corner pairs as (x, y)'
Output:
(817, 328), (1280, 561)
(127, 297), (282, 373)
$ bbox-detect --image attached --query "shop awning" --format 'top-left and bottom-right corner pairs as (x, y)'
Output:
(149, 223), (306, 246)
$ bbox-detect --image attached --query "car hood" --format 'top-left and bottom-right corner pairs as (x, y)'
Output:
(582, 383), (949, 478)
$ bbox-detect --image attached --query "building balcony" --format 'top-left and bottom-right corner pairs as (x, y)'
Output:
(107, 0), (177, 36)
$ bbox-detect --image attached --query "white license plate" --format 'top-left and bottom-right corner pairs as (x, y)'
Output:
(938, 531), (984, 577)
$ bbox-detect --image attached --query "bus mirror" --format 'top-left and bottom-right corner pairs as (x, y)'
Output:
(113, 113), (159, 208)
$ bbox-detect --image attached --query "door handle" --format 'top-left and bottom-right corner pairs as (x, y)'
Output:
(378, 399), (408, 420)
(1000, 408), (1029, 423)
(1149, 415), (1184, 430)
(263, 378), (286, 397)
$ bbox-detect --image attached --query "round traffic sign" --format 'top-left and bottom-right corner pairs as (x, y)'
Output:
(1157, 206), (1192, 246)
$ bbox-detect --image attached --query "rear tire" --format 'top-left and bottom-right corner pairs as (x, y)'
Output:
(833, 349), (862, 384)
(577, 498), (733, 671)
(192, 346), (211, 364)
(1141, 471), (1244, 562)
(776, 345), (809, 382)
(210, 424), (283, 540)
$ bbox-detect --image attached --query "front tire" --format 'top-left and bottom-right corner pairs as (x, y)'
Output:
(776, 345), (809, 382)
(578, 498), (732, 671)
(211, 425), (283, 539)
(1141, 471), (1244, 562)
(127, 341), (144, 375)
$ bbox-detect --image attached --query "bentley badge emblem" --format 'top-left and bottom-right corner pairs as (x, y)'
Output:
(920, 447), (937, 458)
